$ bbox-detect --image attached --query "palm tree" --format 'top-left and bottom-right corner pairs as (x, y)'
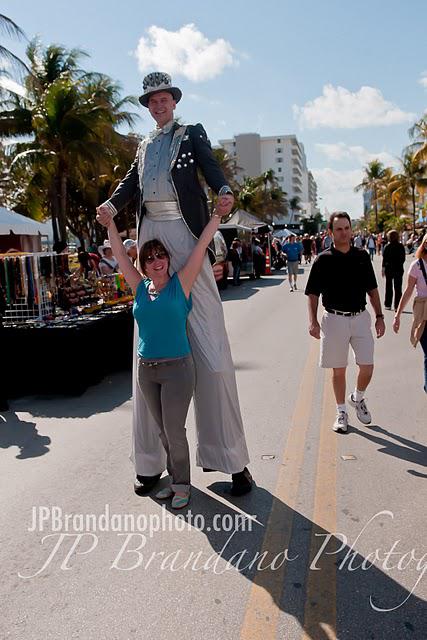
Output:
(0, 40), (139, 243)
(234, 174), (287, 223)
(409, 113), (427, 164)
(289, 196), (301, 223)
(0, 14), (28, 79)
(374, 166), (395, 213)
(388, 150), (427, 233)
(355, 160), (390, 231)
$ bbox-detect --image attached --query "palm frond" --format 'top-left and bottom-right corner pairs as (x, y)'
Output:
(0, 14), (26, 39)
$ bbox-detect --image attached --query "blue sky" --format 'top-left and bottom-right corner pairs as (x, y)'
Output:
(2, 0), (427, 217)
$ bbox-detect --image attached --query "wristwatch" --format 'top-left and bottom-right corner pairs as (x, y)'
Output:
(376, 314), (384, 319)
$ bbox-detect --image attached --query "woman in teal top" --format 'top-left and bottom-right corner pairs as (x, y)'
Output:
(97, 206), (224, 509)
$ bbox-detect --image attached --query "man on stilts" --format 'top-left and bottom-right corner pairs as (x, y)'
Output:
(97, 72), (252, 496)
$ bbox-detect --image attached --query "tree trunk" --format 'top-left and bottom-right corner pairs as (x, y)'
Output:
(374, 185), (379, 232)
(411, 185), (417, 234)
(49, 181), (60, 244)
(58, 171), (67, 244)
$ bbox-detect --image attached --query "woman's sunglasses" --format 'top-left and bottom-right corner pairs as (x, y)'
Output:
(145, 251), (168, 264)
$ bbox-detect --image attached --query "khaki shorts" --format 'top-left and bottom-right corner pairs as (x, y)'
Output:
(287, 260), (299, 276)
(320, 309), (374, 368)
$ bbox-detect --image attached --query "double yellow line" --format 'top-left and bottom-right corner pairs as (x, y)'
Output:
(240, 341), (337, 640)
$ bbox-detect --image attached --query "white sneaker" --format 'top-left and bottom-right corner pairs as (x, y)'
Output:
(333, 411), (348, 433)
(348, 394), (371, 425)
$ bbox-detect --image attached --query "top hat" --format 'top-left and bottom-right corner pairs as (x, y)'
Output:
(139, 72), (182, 107)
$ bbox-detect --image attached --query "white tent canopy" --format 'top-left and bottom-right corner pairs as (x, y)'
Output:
(273, 229), (296, 239)
(225, 209), (271, 229)
(0, 206), (52, 237)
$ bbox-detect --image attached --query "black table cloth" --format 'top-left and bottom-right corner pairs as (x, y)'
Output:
(2, 306), (134, 397)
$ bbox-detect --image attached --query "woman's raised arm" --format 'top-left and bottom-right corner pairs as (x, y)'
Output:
(96, 207), (142, 294)
(177, 208), (224, 298)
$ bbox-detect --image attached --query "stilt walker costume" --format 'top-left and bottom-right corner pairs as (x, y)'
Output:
(100, 73), (250, 487)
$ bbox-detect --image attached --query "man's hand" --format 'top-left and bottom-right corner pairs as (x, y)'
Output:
(375, 317), (386, 338)
(212, 262), (223, 281)
(96, 205), (113, 228)
(309, 321), (321, 339)
(216, 194), (234, 217)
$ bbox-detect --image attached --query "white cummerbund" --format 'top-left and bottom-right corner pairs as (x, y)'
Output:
(144, 201), (182, 221)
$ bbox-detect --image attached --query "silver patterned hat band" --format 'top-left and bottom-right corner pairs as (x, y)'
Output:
(139, 72), (182, 107)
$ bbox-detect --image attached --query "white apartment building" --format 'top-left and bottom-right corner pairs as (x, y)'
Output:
(218, 133), (319, 223)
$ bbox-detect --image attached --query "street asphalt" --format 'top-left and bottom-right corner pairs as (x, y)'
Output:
(0, 253), (426, 640)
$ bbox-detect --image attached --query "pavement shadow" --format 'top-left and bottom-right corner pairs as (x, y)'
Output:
(10, 370), (132, 420)
(0, 411), (51, 459)
(349, 424), (427, 474)
(148, 482), (426, 639)
(220, 274), (286, 302)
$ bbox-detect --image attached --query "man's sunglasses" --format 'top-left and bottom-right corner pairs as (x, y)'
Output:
(145, 251), (168, 263)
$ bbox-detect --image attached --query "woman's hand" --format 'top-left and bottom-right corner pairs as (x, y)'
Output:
(96, 205), (113, 228)
(392, 315), (400, 334)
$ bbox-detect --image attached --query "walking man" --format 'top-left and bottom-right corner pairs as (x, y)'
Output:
(282, 234), (302, 291)
(382, 229), (406, 311)
(96, 72), (252, 495)
(305, 212), (386, 432)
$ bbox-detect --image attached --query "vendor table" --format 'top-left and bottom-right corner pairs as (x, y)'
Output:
(2, 305), (134, 397)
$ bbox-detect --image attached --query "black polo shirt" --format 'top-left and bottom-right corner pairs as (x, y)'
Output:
(305, 246), (378, 312)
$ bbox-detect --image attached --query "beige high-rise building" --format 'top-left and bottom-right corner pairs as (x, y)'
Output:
(218, 133), (318, 222)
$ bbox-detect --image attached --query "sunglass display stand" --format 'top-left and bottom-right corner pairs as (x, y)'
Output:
(0, 252), (60, 325)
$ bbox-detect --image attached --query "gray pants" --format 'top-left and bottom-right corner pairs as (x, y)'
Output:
(137, 356), (195, 491)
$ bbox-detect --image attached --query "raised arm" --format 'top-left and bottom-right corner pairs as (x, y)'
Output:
(190, 124), (229, 194)
(98, 146), (140, 217)
(96, 208), (142, 294)
(190, 124), (234, 214)
(178, 208), (224, 298)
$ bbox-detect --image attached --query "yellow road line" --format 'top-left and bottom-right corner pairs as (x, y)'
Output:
(301, 372), (337, 640)
(240, 340), (319, 640)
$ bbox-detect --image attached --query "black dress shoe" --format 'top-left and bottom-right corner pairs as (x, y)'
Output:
(134, 474), (161, 496)
(230, 467), (253, 496)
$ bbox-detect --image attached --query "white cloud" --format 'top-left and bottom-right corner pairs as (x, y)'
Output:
(0, 76), (26, 97)
(315, 142), (396, 167)
(419, 72), (427, 89)
(293, 85), (415, 129)
(188, 92), (221, 106)
(312, 167), (364, 218)
(134, 24), (237, 82)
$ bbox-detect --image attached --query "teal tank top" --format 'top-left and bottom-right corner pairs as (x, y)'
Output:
(133, 273), (192, 359)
